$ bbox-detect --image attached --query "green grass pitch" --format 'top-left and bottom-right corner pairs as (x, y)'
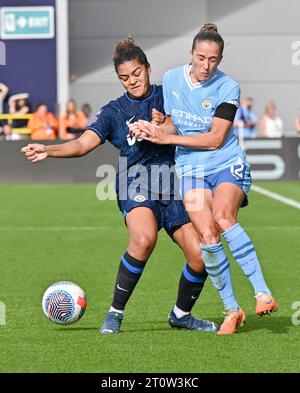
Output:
(0, 181), (299, 373)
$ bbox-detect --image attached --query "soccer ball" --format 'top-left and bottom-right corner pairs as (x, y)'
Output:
(42, 281), (87, 325)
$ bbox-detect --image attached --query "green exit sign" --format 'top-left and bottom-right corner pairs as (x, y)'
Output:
(0, 6), (54, 39)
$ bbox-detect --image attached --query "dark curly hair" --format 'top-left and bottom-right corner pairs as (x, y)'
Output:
(112, 35), (150, 72)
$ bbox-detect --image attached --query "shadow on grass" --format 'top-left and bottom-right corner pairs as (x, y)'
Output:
(53, 316), (293, 335)
(236, 315), (294, 334)
(54, 327), (98, 331)
(54, 320), (172, 333)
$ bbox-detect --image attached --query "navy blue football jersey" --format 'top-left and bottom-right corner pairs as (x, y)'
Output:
(88, 85), (176, 197)
(88, 85), (174, 167)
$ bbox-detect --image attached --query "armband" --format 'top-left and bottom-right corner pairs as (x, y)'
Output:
(214, 103), (238, 122)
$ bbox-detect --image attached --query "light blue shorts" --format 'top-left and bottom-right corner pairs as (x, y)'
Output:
(178, 160), (252, 208)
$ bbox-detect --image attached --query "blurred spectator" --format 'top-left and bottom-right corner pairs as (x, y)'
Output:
(234, 97), (258, 138)
(295, 113), (300, 134)
(0, 82), (9, 136)
(59, 99), (88, 140)
(28, 103), (58, 140)
(259, 101), (283, 138)
(0, 123), (21, 140)
(0, 124), (8, 140)
(0, 93), (30, 140)
(0, 82), (9, 113)
(9, 94), (30, 129)
(81, 102), (94, 124)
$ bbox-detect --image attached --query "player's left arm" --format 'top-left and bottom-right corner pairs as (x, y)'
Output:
(160, 115), (178, 135)
(136, 103), (237, 149)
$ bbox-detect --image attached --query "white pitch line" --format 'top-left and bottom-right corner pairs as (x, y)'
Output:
(245, 226), (300, 230)
(251, 185), (300, 210)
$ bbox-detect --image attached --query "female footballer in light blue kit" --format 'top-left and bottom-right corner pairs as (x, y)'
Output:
(130, 23), (277, 334)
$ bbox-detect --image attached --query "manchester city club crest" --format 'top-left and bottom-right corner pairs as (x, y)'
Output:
(201, 99), (212, 109)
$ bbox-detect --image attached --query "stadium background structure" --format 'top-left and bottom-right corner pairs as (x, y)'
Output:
(69, 0), (300, 137)
(0, 0), (299, 136)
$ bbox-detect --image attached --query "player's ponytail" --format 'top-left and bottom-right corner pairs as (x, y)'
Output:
(200, 23), (219, 33)
(113, 35), (150, 72)
(192, 22), (224, 54)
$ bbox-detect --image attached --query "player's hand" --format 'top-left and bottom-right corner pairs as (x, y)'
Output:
(20, 143), (48, 163)
(128, 122), (146, 140)
(151, 108), (165, 126)
(134, 120), (170, 145)
(128, 121), (141, 137)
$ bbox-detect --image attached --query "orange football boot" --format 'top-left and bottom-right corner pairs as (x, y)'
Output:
(217, 307), (246, 335)
(255, 292), (278, 316)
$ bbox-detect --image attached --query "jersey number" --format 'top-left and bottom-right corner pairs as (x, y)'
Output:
(230, 162), (245, 180)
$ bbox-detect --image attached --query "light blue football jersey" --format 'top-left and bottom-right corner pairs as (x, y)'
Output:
(163, 64), (246, 176)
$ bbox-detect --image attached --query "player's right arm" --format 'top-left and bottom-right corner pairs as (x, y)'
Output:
(160, 115), (178, 135)
(21, 130), (101, 163)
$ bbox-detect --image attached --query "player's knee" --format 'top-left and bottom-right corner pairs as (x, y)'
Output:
(199, 226), (220, 245)
(183, 242), (203, 266)
(213, 211), (236, 233)
(129, 234), (156, 258)
(187, 253), (206, 273)
(188, 221), (218, 245)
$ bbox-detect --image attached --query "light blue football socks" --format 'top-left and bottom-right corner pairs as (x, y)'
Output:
(200, 242), (239, 311)
(222, 223), (271, 295)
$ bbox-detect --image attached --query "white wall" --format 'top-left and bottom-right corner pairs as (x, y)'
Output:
(208, 0), (300, 135)
(69, 0), (300, 135)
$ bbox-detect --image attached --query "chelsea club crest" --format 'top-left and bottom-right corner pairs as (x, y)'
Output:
(134, 195), (146, 202)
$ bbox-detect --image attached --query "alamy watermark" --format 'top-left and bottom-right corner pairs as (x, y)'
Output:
(291, 301), (300, 326)
(0, 40), (6, 65)
(291, 41), (300, 66)
(0, 301), (6, 326)
(95, 157), (206, 212)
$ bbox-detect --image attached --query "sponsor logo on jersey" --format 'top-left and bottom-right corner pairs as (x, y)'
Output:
(172, 109), (212, 124)
(126, 134), (137, 146)
(126, 116), (143, 146)
(201, 99), (212, 109)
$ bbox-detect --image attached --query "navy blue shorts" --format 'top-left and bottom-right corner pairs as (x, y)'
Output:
(117, 196), (190, 237)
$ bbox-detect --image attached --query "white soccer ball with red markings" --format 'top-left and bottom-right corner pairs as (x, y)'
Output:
(42, 281), (87, 325)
